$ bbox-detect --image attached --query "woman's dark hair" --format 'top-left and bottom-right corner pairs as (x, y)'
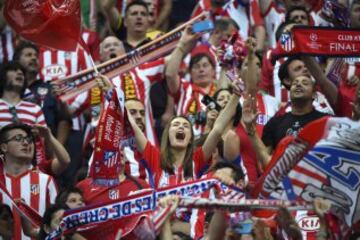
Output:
(160, 116), (194, 179)
(55, 187), (84, 207)
(37, 203), (68, 240)
(213, 88), (242, 127)
(0, 61), (27, 97)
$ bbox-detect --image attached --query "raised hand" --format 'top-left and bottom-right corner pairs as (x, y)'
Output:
(245, 37), (257, 55)
(313, 198), (331, 219)
(32, 124), (51, 140)
(95, 74), (113, 92)
(242, 93), (259, 130)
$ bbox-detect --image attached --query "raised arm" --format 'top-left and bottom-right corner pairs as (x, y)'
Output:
(243, 38), (258, 97)
(242, 94), (272, 169)
(98, 0), (121, 33)
(202, 84), (242, 161)
(165, 26), (198, 95)
(125, 108), (148, 153)
(32, 124), (71, 176)
(301, 56), (338, 108)
(152, 0), (172, 31)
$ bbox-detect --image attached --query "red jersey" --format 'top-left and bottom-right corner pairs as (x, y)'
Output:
(39, 47), (91, 82)
(192, 0), (264, 40)
(336, 60), (359, 117)
(1, 169), (58, 240)
(260, 48), (289, 102)
(76, 176), (153, 240)
(0, 99), (46, 127)
(262, 2), (285, 49)
(142, 141), (207, 188)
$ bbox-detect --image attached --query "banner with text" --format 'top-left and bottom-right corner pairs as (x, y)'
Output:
(272, 26), (360, 60)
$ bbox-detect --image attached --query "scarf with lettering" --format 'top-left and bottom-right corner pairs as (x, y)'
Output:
(51, 12), (207, 102)
(252, 117), (360, 239)
(272, 26), (360, 61)
(45, 177), (313, 239)
(89, 86), (126, 186)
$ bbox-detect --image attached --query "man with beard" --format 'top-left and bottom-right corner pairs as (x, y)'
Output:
(85, 36), (165, 183)
(243, 74), (328, 167)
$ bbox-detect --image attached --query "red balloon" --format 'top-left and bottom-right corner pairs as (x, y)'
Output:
(4, 0), (81, 51)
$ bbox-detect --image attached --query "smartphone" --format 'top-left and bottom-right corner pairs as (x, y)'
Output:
(201, 95), (222, 111)
(192, 20), (214, 33)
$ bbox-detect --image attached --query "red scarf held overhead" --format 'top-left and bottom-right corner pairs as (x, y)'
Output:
(90, 87), (125, 185)
(272, 26), (360, 61)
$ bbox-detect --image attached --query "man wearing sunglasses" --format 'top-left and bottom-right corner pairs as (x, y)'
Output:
(0, 123), (58, 239)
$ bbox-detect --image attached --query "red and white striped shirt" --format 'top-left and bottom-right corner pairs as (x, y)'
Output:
(39, 47), (93, 131)
(1, 169), (58, 240)
(262, 2), (285, 49)
(142, 141), (206, 189)
(0, 25), (15, 64)
(0, 99), (46, 127)
(39, 47), (92, 82)
(192, 0), (264, 40)
(336, 59), (359, 117)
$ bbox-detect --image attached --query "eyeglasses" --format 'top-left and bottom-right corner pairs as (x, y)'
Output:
(4, 134), (34, 144)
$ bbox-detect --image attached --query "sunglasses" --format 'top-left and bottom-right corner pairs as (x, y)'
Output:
(4, 134), (34, 144)
(8, 106), (20, 123)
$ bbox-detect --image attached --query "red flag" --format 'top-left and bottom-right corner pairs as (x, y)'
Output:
(4, 0), (81, 51)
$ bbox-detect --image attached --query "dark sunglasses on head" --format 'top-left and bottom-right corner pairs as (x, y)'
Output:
(8, 106), (20, 123)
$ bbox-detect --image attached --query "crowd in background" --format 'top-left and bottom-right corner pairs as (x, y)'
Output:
(0, 0), (359, 239)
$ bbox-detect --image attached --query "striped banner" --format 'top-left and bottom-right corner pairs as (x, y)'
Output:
(51, 12), (207, 102)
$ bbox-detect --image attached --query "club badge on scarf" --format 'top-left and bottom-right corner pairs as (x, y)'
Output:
(272, 26), (360, 61)
(90, 87), (125, 186)
(253, 117), (360, 228)
(4, 0), (81, 51)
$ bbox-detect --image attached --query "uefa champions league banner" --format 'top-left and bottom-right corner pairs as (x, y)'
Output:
(253, 117), (360, 227)
(272, 26), (360, 61)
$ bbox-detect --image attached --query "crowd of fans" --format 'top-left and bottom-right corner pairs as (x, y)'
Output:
(0, 0), (359, 239)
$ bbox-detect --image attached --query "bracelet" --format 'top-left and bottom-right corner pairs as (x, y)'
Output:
(315, 230), (328, 238)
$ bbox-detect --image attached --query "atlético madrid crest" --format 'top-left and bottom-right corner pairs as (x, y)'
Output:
(31, 184), (39, 195)
(280, 32), (295, 52)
